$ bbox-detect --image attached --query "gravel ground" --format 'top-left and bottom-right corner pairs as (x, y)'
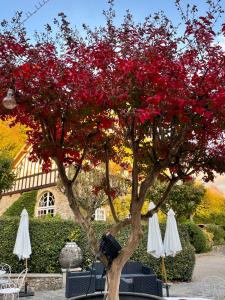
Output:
(10, 246), (225, 299)
(170, 245), (225, 298)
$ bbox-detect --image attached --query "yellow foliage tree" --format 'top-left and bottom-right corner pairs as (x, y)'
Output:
(195, 187), (225, 220)
(109, 195), (149, 221)
(0, 120), (27, 158)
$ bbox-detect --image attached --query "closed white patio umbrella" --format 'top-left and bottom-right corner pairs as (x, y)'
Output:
(163, 208), (182, 257)
(147, 202), (168, 293)
(13, 208), (32, 296)
(13, 208), (32, 263)
(147, 202), (164, 258)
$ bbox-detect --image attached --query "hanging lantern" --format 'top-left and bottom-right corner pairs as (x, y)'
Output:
(2, 88), (17, 109)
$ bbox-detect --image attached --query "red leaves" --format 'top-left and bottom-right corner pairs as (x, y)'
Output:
(0, 7), (224, 188)
(199, 16), (212, 27)
(136, 108), (160, 124)
(136, 109), (151, 124)
(145, 94), (163, 105)
(222, 24), (225, 33)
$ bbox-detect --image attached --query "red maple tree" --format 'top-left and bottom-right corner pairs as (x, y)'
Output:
(0, 2), (225, 298)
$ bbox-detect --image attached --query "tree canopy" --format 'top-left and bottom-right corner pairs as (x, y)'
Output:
(0, 1), (225, 298)
(148, 181), (206, 221)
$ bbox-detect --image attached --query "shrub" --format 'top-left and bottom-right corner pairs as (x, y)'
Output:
(3, 191), (37, 218)
(209, 213), (225, 227)
(0, 218), (195, 281)
(131, 223), (195, 281)
(194, 212), (225, 227)
(206, 224), (225, 245)
(185, 221), (210, 253)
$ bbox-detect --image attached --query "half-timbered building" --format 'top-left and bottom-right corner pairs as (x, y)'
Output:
(0, 145), (106, 220)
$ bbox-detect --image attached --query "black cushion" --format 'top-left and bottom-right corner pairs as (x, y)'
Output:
(125, 261), (142, 274)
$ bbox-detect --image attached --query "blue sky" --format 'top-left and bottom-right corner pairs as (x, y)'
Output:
(1, 0), (224, 37)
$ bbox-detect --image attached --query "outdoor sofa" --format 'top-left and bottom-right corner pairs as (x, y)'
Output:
(66, 261), (163, 298)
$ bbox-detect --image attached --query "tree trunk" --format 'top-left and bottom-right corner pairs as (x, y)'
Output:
(104, 218), (143, 300)
(106, 260), (123, 300)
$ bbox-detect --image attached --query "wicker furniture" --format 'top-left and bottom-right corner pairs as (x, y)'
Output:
(91, 261), (162, 296)
(66, 261), (163, 298)
(65, 271), (95, 298)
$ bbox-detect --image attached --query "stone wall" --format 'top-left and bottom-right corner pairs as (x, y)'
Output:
(8, 273), (63, 291)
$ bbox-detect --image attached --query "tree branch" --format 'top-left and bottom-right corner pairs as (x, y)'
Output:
(60, 115), (66, 145)
(71, 130), (99, 184)
(141, 177), (178, 219)
(71, 145), (88, 184)
(53, 156), (100, 255)
(130, 115), (139, 209)
(109, 218), (132, 236)
(104, 142), (119, 223)
(138, 166), (161, 208)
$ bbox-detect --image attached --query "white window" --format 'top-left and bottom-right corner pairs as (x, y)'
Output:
(38, 191), (55, 217)
(94, 208), (106, 221)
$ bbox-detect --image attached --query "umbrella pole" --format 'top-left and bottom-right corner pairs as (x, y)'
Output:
(20, 259), (34, 297)
(25, 258), (28, 294)
(162, 257), (170, 297)
(161, 257), (167, 283)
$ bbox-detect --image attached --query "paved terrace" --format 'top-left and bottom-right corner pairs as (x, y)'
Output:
(5, 246), (225, 299)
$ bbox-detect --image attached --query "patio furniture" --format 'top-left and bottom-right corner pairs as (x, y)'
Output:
(66, 261), (163, 298)
(133, 274), (163, 296)
(200, 276), (225, 300)
(0, 268), (27, 300)
(90, 261), (163, 296)
(0, 263), (12, 288)
(120, 278), (133, 292)
(65, 270), (95, 298)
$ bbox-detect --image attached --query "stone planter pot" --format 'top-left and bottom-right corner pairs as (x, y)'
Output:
(70, 292), (165, 300)
(59, 242), (83, 268)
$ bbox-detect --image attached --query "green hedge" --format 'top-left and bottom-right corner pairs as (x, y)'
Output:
(0, 218), (195, 281)
(185, 221), (211, 253)
(3, 191), (37, 218)
(124, 223), (195, 281)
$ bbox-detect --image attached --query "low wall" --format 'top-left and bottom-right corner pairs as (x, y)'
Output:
(9, 273), (63, 291)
